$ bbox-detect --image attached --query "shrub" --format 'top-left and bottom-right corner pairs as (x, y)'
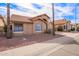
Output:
(4, 25), (7, 33)
(3, 25), (7, 36)
(71, 28), (75, 31)
(67, 30), (71, 32)
(44, 29), (51, 34)
(77, 26), (79, 31)
(57, 26), (63, 31)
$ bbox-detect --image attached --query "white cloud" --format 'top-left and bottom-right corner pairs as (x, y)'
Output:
(0, 3), (77, 23)
(10, 3), (75, 22)
(16, 3), (53, 21)
(0, 4), (39, 17)
(0, 3), (52, 21)
(10, 9), (38, 17)
(54, 5), (74, 20)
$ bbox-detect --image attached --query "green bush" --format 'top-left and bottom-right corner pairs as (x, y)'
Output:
(44, 29), (51, 34)
(4, 25), (7, 33)
(67, 30), (71, 32)
(57, 26), (63, 31)
(3, 25), (7, 36)
(77, 26), (79, 31)
(71, 28), (75, 31)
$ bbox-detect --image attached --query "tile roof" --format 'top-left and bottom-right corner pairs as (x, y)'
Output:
(51, 19), (71, 25)
(11, 14), (49, 23)
(11, 14), (33, 23)
(32, 14), (50, 19)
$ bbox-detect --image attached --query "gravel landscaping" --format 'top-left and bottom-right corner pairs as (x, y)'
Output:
(0, 33), (63, 52)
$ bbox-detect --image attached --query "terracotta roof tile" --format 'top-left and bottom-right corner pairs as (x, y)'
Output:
(32, 14), (50, 19)
(11, 14), (49, 23)
(51, 19), (71, 25)
(11, 14), (33, 23)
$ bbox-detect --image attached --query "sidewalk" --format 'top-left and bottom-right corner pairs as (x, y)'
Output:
(49, 44), (79, 56)
(0, 33), (79, 56)
(0, 43), (61, 56)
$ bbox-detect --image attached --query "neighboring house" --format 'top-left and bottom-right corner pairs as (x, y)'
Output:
(71, 23), (75, 29)
(71, 23), (79, 31)
(0, 15), (4, 32)
(10, 14), (50, 36)
(50, 19), (71, 31)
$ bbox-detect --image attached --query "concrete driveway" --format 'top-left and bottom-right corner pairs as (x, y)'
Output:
(0, 32), (79, 56)
(49, 32), (79, 56)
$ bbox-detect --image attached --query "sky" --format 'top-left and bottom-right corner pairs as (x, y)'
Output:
(54, 3), (79, 23)
(0, 3), (79, 23)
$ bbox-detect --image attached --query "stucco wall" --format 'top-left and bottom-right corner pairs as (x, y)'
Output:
(23, 23), (33, 34)
(12, 23), (33, 36)
(67, 22), (71, 30)
(12, 21), (46, 36)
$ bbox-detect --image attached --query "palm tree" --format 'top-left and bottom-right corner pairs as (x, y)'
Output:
(74, 4), (77, 32)
(74, 3), (79, 32)
(6, 3), (12, 39)
(52, 3), (55, 35)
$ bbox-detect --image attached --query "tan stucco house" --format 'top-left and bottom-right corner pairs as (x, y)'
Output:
(0, 15), (4, 32)
(50, 19), (71, 31)
(10, 14), (50, 36)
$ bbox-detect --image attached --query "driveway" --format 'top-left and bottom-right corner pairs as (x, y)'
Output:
(48, 32), (79, 56)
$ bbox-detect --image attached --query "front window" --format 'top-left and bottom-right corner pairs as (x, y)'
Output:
(14, 23), (23, 32)
(35, 24), (42, 32)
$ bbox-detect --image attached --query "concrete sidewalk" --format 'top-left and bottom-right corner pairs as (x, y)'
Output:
(0, 43), (62, 56)
(49, 44), (79, 56)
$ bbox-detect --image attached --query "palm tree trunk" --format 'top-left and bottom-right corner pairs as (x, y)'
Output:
(52, 3), (55, 35)
(75, 4), (77, 32)
(6, 3), (12, 39)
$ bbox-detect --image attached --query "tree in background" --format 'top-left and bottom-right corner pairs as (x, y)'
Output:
(77, 23), (79, 31)
(52, 3), (55, 35)
(57, 26), (63, 31)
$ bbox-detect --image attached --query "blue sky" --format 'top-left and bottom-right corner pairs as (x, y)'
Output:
(54, 3), (79, 23)
(0, 3), (79, 23)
